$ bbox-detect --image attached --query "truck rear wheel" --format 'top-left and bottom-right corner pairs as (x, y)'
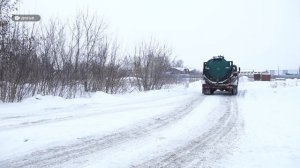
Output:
(232, 86), (238, 95)
(203, 87), (211, 95)
(210, 89), (214, 95)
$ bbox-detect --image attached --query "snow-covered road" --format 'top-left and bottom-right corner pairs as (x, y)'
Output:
(134, 94), (243, 168)
(0, 78), (299, 168)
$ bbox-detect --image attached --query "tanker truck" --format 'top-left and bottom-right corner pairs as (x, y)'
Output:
(202, 56), (240, 95)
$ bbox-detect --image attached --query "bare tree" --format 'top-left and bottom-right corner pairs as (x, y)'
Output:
(132, 40), (172, 91)
(81, 11), (106, 91)
(171, 59), (184, 67)
(0, 4), (175, 103)
(104, 42), (126, 93)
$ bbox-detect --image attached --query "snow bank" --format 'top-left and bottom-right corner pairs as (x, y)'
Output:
(239, 76), (249, 83)
(270, 78), (300, 88)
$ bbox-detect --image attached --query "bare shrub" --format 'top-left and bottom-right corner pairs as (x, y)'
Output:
(132, 40), (172, 91)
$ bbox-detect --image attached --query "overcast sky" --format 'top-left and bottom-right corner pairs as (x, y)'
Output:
(18, 0), (300, 71)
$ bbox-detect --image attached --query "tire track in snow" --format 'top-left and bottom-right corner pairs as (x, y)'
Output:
(133, 90), (246, 168)
(0, 94), (206, 168)
(0, 99), (182, 132)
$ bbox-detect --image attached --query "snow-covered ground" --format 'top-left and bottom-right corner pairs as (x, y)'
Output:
(0, 78), (299, 167)
(223, 78), (300, 168)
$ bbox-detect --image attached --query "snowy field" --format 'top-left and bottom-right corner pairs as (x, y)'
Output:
(0, 78), (299, 167)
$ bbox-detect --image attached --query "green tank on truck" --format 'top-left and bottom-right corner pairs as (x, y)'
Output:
(202, 56), (240, 95)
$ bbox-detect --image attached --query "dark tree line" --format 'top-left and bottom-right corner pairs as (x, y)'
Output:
(0, 0), (182, 102)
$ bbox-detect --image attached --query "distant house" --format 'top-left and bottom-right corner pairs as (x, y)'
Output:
(168, 67), (190, 75)
(189, 69), (201, 75)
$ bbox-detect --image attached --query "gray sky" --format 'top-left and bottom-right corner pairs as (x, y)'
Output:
(19, 0), (300, 71)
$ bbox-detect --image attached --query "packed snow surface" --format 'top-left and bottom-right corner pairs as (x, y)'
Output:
(0, 78), (299, 167)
